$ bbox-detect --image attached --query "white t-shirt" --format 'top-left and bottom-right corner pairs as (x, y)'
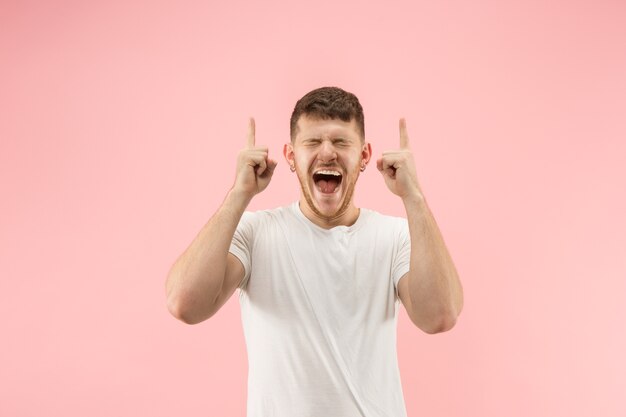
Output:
(229, 201), (411, 417)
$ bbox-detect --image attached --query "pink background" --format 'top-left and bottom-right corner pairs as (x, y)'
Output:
(1, 1), (625, 416)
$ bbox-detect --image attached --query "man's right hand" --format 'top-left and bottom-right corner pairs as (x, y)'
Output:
(233, 117), (277, 197)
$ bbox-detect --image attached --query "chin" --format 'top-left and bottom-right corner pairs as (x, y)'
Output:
(303, 180), (356, 221)
(295, 164), (359, 221)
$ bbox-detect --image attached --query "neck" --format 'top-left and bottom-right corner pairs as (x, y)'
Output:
(298, 199), (360, 229)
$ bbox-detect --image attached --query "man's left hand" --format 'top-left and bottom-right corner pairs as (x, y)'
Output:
(377, 118), (423, 201)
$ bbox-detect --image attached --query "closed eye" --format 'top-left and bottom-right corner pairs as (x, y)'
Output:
(304, 139), (321, 146)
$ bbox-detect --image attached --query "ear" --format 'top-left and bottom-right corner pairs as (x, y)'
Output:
(283, 143), (295, 166)
(361, 142), (372, 166)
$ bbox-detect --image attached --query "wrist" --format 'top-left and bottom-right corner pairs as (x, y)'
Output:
(401, 189), (426, 207)
(226, 187), (254, 210)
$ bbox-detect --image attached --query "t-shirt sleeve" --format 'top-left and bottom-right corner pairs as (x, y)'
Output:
(391, 218), (411, 298)
(229, 211), (256, 289)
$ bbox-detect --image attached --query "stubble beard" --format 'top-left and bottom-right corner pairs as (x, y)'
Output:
(296, 165), (360, 223)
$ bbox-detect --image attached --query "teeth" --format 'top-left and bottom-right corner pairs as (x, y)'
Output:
(315, 170), (341, 176)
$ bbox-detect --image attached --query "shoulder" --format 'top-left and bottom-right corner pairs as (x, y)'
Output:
(358, 209), (409, 248)
(239, 203), (296, 228)
(361, 208), (408, 230)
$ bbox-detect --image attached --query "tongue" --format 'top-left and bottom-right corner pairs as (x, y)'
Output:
(318, 179), (339, 193)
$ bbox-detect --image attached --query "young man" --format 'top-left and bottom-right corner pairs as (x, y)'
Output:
(166, 87), (463, 416)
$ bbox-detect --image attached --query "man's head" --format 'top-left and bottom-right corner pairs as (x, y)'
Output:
(284, 87), (371, 225)
(290, 86), (365, 142)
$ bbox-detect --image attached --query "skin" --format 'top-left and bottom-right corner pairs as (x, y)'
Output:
(166, 116), (463, 334)
(165, 119), (276, 324)
(377, 119), (463, 333)
(283, 116), (371, 229)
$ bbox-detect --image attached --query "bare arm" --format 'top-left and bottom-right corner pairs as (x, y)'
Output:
(377, 119), (463, 334)
(398, 194), (463, 333)
(166, 118), (277, 324)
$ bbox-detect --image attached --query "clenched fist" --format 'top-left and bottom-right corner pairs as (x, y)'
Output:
(233, 118), (277, 198)
(376, 118), (423, 201)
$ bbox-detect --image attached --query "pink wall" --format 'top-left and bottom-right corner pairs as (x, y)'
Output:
(1, 0), (625, 416)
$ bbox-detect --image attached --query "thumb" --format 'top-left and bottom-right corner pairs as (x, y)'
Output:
(263, 159), (278, 177)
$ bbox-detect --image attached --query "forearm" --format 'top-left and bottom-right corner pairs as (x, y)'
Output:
(166, 188), (251, 321)
(403, 194), (463, 332)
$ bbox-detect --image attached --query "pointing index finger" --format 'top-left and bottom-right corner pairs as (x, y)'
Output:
(247, 117), (256, 148)
(399, 118), (409, 149)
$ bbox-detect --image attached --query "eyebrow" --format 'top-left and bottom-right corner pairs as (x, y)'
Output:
(303, 136), (351, 142)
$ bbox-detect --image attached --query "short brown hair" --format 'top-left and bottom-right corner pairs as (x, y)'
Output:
(290, 86), (364, 141)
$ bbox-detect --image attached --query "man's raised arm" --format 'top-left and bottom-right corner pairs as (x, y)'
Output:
(166, 118), (277, 324)
(377, 119), (463, 334)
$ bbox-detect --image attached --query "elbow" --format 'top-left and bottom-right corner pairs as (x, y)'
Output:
(415, 310), (459, 335)
(167, 296), (195, 324)
(167, 294), (210, 325)
(166, 268), (214, 325)
(421, 289), (464, 334)
(421, 314), (457, 334)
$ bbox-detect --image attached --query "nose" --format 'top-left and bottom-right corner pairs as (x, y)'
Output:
(317, 140), (337, 163)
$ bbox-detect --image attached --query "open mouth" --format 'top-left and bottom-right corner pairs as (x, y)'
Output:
(312, 169), (343, 194)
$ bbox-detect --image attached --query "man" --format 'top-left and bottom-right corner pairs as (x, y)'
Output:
(166, 87), (463, 416)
